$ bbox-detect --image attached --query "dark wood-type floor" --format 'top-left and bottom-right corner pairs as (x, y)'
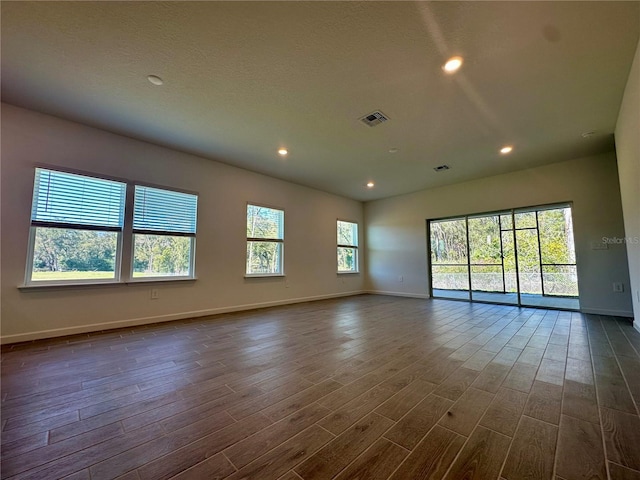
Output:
(2, 295), (640, 480)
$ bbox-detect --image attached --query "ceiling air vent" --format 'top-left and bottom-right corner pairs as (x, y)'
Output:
(434, 165), (450, 172)
(360, 110), (389, 127)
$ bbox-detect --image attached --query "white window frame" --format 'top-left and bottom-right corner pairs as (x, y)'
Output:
(25, 168), (126, 286)
(337, 219), (359, 274)
(246, 203), (285, 277)
(23, 167), (198, 287)
(129, 184), (198, 281)
(25, 228), (125, 286)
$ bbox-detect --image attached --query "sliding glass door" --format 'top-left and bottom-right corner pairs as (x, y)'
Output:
(428, 203), (579, 310)
(468, 213), (519, 305)
(430, 217), (470, 300)
(518, 206), (579, 308)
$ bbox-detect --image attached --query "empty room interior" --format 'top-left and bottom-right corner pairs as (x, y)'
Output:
(2, 2), (640, 480)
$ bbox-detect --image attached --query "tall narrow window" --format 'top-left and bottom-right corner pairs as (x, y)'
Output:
(132, 186), (198, 279)
(246, 204), (284, 275)
(27, 168), (126, 283)
(337, 220), (358, 273)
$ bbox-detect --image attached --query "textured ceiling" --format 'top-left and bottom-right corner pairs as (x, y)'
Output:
(2, 1), (639, 201)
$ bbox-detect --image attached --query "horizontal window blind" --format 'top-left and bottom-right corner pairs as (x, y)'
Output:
(247, 205), (284, 240)
(31, 168), (126, 229)
(134, 185), (198, 234)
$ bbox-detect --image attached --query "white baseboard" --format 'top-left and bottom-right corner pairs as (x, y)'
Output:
(366, 292), (636, 318)
(4, 291), (632, 345)
(365, 290), (430, 299)
(1, 290), (366, 345)
(580, 307), (634, 318)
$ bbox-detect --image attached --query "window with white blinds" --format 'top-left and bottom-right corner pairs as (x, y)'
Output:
(25, 168), (199, 285)
(132, 186), (198, 279)
(31, 168), (125, 230)
(133, 186), (198, 235)
(246, 204), (284, 275)
(27, 169), (126, 284)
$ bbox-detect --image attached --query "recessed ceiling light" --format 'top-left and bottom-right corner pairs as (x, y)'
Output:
(366, 182), (375, 188)
(147, 75), (163, 86)
(500, 145), (513, 154)
(278, 148), (288, 156)
(442, 56), (463, 74)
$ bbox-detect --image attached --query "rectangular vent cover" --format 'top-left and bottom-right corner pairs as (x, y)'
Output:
(434, 165), (450, 172)
(360, 111), (389, 127)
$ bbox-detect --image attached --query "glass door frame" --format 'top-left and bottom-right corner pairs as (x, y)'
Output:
(467, 212), (512, 299)
(427, 202), (579, 310)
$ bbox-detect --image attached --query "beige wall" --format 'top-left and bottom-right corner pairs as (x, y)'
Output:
(615, 39), (640, 331)
(365, 153), (634, 317)
(0, 104), (365, 343)
(2, 96), (636, 343)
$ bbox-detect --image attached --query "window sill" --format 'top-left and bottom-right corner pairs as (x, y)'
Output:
(18, 277), (196, 291)
(126, 277), (196, 285)
(244, 274), (285, 278)
(337, 271), (360, 275)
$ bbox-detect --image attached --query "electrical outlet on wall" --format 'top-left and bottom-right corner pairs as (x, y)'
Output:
(150, 289), (159, 299)
(612, 282), (624, 293)
(398, 275), (404, 283)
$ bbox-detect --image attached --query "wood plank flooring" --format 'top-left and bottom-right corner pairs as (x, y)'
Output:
(2, 295), (640, 480)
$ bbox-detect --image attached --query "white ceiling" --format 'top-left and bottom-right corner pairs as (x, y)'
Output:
(2, 1), (638, 201)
